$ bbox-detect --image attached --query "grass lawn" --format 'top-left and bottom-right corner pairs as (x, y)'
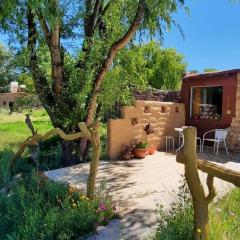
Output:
(0, 109), (52, 148)
(209, 187), (240, 239)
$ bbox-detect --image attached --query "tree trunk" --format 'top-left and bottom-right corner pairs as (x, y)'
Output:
(87, 121), (100, 198)
(79, 1), (145, 157)
(61, 141), (75, 167)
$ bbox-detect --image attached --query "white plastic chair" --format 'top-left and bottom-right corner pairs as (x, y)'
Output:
(202, 129), (229, 156)
(176, 127), (202, 153)
(176, 128), (202, 153)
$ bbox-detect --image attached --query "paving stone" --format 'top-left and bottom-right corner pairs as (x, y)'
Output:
(45, 151), (238, 240)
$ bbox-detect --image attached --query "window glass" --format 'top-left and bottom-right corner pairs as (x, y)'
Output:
(191, 86), (223, 120)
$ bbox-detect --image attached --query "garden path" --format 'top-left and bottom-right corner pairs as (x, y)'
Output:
(45, 151), (240, 240)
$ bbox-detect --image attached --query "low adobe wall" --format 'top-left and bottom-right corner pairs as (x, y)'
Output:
(107, 101), (185, 160)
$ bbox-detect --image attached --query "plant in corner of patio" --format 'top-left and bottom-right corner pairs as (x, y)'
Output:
(144, 123), (157, 155)
(133, 122), (155, 159)
(133, 142), (149, 159)
(152, 176), (194, 240)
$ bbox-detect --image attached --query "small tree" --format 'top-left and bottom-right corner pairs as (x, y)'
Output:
(2, 0), (187, 195)
(0, 0), (187, 162)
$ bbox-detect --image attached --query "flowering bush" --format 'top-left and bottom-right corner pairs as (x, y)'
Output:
(0, 152), (117, 240)
(68, 181), (118, 226)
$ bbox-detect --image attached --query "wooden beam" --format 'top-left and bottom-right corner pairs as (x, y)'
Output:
(197, 159), (240, 187)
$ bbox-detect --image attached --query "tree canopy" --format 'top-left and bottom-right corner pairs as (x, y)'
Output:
(99, 41), (186, 114)
(0, 44), (18, 92)
(0, 0), (187, 161)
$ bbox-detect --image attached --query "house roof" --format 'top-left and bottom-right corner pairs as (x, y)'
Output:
(183, 69), (240, 80)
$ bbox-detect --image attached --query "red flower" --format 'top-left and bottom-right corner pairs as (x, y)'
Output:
(98, 202), (107, 211)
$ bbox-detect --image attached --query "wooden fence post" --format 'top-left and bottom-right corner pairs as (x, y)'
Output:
(86, 120), (100, 198)
(178, 127), (216, 240)
(12, 116), (101, 199)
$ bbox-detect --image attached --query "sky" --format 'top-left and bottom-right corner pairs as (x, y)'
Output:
(163, 0), (240, 72)
(1, 0), (240, 72)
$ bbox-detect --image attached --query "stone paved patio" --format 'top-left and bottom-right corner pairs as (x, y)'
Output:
(45, 150), (240, 240)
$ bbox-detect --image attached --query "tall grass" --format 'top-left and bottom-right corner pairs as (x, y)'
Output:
(209, 188), (240, 240)
(149, 178), (240, 240)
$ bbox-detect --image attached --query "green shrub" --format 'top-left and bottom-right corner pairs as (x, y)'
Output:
(13, 95), (40, 113)
(0, 150), (117, 240)
(0, 149), (12, 188)
(151, 177), (194, 240)
(135, 142), (149, 149)
(38, 136), (63, 170)
(150, 178), (240, 240)
(209, 187), (240, 240)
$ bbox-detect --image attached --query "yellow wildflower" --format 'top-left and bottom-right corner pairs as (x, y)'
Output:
(80, 195), (89, 201)
(72, 203), (77, 208)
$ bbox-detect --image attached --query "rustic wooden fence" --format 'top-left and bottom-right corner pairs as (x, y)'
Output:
(176, 127), (240, 240)
(11, 115), (100, 198)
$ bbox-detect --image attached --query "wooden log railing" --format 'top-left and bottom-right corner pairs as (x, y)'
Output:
(177, 153), (240, 187)
(11, 115), (100, 198)
(176, 127), (240, 240)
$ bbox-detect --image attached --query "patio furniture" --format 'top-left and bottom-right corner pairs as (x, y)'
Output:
(174, 127), (184, 147)
(163, 136), (174, 151)
(202, 129), (229, 156)
(174, 127), (202, 152)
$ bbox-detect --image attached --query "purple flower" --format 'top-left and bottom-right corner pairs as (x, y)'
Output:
(98, 202), (107, 211)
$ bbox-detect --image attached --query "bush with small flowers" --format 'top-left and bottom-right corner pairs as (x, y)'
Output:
(0, 152), (117, 240)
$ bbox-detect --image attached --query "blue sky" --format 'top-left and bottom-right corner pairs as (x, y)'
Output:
(163, 0), (240, 72)
(1, 0), (240, 72)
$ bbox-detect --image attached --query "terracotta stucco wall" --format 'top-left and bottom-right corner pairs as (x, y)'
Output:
(107, 101), (185, 160)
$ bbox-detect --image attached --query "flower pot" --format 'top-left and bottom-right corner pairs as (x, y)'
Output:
(133, 148), (147, 159)
(148, 146), (157, 155)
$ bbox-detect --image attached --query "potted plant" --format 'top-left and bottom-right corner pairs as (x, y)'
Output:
(133, 142), (149, 159)
(148, 145), (157, 155)
(144, 123), (157, 155)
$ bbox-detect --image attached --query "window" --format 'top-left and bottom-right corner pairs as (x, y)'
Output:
(190, 86), (223, 120)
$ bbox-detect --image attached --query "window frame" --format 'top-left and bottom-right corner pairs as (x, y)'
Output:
(189, 85), (223, 120)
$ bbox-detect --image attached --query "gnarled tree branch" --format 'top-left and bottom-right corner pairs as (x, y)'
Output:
(85, 0), (146, 125)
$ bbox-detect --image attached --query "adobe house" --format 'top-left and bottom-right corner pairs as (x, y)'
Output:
(181, 69), (240, 151)
(0, 81), (27, 109)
